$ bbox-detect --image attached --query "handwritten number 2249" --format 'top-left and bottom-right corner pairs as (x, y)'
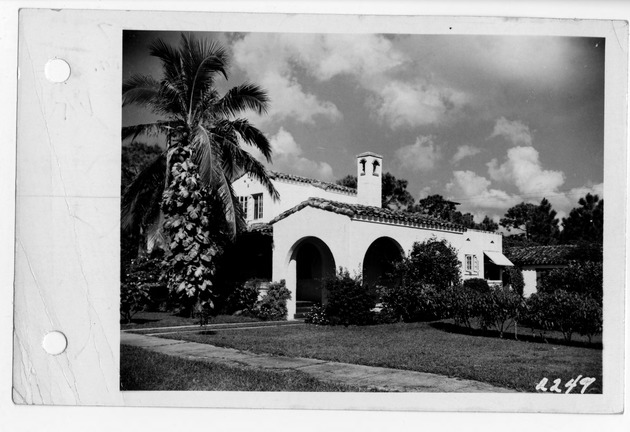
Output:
(536, 376), (596, 394)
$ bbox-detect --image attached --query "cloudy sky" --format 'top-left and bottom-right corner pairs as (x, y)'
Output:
(123, 30), (604, 221)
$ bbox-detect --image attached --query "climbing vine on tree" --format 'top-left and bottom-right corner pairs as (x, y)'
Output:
(161, 143), (219, 313)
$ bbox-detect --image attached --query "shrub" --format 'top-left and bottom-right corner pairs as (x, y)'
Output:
(390, 238), (461, 290)
(448, 284), (485, 328)
(504, 267), (525, 296)
(463, 278), (491, 294)
(323, 270), (377, 326)
(222, 279), (263, 315)
(304, 304), (330, 325)
(121, 282), (151, 323)
(254, 280), (291, 321)
(479, 287), (525, 338)
(378, 283), (446, 323)
(539, 261), (602, 303)
(524, 290), (602, 342)
(573, 297), (603, 343)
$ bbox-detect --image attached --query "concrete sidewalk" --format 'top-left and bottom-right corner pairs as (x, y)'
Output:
(121, 332), (516, 393)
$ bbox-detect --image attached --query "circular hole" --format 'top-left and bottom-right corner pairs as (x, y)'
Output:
(44, 58), (71, 83)
(42, 331), (67, 355)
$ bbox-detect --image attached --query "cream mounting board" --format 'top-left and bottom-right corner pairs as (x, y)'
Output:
(14, 8), (627, 412)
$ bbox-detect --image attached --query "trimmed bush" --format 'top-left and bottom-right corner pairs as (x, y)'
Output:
(479, 287), (525, 338)
(323, 270), (377, 326)
(378, 283), (446, 323)
(524, 290), (602, 342)
(463, 278), (491, 294)
(254, 280), (291, 321)
(448, 284), (485, 329)
(539, 261), (602, 303)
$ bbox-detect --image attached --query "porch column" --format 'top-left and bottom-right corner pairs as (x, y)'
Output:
(286, 258), (297, 320)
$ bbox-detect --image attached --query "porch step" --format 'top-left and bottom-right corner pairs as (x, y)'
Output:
(294, 301), (317, 319)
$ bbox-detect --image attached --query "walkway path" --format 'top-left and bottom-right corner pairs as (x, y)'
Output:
(121, 330), (516, 393)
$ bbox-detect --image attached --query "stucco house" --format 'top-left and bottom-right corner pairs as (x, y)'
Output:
(233, 152), (514, 319)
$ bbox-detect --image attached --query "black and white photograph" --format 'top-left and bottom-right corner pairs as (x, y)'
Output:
(120, 30), (605, 394)
(7, 5), (628, 426)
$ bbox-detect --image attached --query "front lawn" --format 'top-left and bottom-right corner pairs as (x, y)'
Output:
(121, 311), (261, 330)
(162, 320), (602, 393)
(120, 345), (371, 392)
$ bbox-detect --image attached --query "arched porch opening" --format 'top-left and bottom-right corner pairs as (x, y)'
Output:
(289, 237), (336, 304)
(362, 237), (404, 288)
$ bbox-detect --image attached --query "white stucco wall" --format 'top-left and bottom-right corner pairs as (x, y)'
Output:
(522, 267), (538, 298)
(232, 174), (357, 224)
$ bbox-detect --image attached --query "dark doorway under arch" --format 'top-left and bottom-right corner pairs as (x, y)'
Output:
(362, 237), (404, 288)
(292, 237), (336, 303)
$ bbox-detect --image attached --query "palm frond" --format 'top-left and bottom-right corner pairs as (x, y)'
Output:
(230, 118), (273, 162)
(214, 83), (270, 118)
(217, 140), (279, 201)
(212, 165), (247, 238)
(122, 74), (162, 108)
(121, 121), (179, 142)
(180, 33), (230, 122)
(121, 153), (166, 234)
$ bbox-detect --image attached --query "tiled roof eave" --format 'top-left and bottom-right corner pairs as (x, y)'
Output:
(352, 213), (466, 233)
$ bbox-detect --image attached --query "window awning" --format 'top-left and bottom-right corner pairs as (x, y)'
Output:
(483, 251), (514, 267)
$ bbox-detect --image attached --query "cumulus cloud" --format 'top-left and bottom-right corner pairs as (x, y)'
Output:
(394, 136), (442, 172)
(446, 170), (520, 212)
(266, 128), (334, 180)
(370, 81), (468, 129)
(490, 117), (533, 146)
(487, 146), (565, 196)
(451, 145), (482, 165)
(232, 34), (343, 125)
(231, 33), (466, 128)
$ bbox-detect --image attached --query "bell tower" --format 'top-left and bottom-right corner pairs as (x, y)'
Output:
(357, 151), (383, 207)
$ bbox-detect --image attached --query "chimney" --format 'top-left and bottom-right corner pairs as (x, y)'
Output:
(356, 152), (382, 207)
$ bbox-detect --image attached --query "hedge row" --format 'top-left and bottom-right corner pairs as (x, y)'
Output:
(305, 274), (602, 343)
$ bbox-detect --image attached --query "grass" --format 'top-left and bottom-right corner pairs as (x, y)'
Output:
(161, 320), (602, 393)
(121, 311), (261, 330)
(120, 345), (371, 392)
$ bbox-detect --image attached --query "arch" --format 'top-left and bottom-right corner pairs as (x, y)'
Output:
(288, 236), (336, 304)
(362, 237), (404, 288)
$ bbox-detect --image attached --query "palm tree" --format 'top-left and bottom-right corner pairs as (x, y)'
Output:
(122, 33), (279, 307)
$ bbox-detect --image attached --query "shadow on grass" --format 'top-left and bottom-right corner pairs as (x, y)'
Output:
(429, 322), (602, 350)
(122, 318), (161, 325)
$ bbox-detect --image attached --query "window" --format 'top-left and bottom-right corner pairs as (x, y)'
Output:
(239, 196), (248, 219)
(465, 254), (479, 275)
(253, 193), (263, 220)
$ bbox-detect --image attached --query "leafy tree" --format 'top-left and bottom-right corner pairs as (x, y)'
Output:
(500, 198), (559, 244)
(381, 172), (415, 210)
(335, 172), (414, 210)
(538, 261), (603, 303)
(475, 215), (499, 232)
(122, 34), (278, 313)
(336, 174), (357, 189)
(561, 193), (604, 243)
(412, 194), (498, 232)
(391, 238), (461, 289)
(413, 194), (458, 220)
